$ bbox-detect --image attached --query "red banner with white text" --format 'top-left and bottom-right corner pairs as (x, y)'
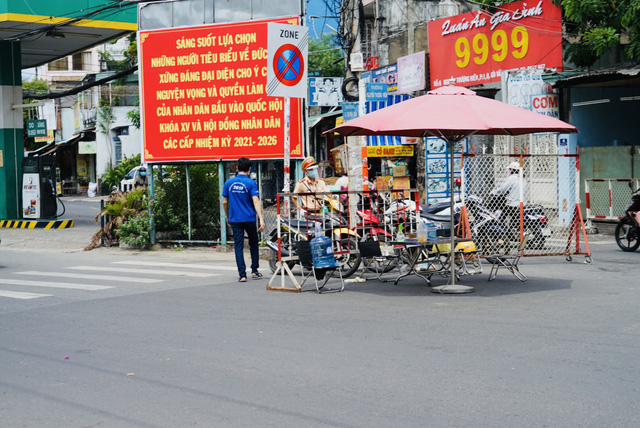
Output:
(139, 17), (304, 162)
(427, 0), (562, 89)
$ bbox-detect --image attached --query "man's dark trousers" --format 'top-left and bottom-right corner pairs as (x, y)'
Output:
(230, 221), (259, 278)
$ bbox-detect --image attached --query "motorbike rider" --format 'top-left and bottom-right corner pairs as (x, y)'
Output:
(491, 161), (527, 231)
(133, 166), (148, 188)
(293, 156), (330, 216)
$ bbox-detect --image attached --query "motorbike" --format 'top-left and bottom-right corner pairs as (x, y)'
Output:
(420, 194), (550, 253)
(615, 186), (640, 252)
(266, 205), (362, 277)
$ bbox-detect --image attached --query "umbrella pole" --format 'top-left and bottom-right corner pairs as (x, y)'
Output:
(432, 138), (474, 294)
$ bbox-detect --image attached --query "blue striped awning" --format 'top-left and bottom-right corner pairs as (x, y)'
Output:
(366, 94), (411, 146)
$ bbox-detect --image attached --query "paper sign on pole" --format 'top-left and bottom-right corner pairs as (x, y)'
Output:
(266, 23), (308, 99)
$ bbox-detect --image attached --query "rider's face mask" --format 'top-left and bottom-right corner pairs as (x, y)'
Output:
(307, 169), (318, 179)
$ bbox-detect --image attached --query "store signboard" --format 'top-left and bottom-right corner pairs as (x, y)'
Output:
(342, 102), (359, 121)
(427, 0), (562, 88)
(366, 83), (388, 102)
(34, 130), (54, 143)
(531, 94), (559, 118)
(139, 17), (304, 162)
(366, 145), (413, 157)
(362, 64), (398, 92)
(79, 141), (97, 154)
(26, 120), (47, 138)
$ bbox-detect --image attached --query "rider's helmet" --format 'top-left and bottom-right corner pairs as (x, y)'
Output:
(455, 241), (477, 253)
(507, 161), (521, 173)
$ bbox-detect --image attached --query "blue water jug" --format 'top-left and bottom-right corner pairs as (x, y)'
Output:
(310, 235), (338, 268)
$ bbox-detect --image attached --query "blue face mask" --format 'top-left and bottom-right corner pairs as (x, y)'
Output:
(140, 172), (146, 177)
(308, 170), (318, 179)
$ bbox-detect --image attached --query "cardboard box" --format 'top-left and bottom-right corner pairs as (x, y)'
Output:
(330, 144), (347, 176)
(376, 175), (393, 190)
(392, 166), (409, 176)
(392, 176), (411, 190)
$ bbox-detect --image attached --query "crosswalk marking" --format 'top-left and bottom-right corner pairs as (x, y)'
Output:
(113, 261), (238, 271)
(0, 279), (113, 291)
(67, 266), (222, 278)
(0, 290), (52, 299)
(14, 271), (163, 283)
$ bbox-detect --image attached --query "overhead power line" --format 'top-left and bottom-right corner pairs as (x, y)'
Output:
(24, 66), (138, 100)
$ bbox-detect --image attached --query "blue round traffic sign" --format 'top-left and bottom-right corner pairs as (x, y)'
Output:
(273, 44), (304, 87)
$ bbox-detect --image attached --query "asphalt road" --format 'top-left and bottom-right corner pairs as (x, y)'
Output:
(0, 201), (639, 427)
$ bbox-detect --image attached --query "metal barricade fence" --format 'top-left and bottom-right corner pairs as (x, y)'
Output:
(585, 179), (640, 226)
(461, 154), (590, 259)
(266, 188), (421, 291)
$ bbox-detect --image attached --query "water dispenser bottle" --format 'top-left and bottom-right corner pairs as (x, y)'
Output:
(310, 221), (337, 268)
(310, 235), (337, 268)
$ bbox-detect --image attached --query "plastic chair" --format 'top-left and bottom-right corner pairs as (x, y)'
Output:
(486, 233), (530, 282)
(296, 240), (344, 293)
(358, 240), (400, 280)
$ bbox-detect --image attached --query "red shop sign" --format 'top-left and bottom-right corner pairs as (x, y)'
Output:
(427, 0), (562, 88)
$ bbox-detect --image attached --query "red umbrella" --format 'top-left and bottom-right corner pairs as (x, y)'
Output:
(330, 85), (577, 139)
(327, 85), (578, 293)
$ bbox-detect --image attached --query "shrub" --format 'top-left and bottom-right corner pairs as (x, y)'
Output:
(101, 154), (141, 189)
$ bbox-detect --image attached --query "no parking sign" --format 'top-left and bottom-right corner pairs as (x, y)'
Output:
(266, 23), (308, 99)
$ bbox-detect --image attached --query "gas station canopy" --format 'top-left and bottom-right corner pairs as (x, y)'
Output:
(0, 0), (137, 69)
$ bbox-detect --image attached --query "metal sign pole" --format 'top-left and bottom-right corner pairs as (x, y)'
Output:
(283, 97), (291, 217)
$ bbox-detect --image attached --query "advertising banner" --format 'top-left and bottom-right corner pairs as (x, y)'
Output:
(309, 77), (343, 106)
(139, 17), (304, 162)
(397, 51), (425, 93)
(427, 0), (562, 88)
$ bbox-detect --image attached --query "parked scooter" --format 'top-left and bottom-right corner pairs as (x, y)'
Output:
(615, 186), (640, 252)
(420, 194), (550, 253)
(266, 206), (361, 276)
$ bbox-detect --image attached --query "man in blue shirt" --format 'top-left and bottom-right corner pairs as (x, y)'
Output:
(222, 157), (265, 282)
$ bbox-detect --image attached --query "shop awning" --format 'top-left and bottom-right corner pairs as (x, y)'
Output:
(57, 134), (82, 146)
(309, 109), (342, 128)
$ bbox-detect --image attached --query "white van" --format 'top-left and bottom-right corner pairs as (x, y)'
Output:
(119, 166), (147, 191)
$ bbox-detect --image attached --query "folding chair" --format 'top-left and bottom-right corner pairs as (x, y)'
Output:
(358, 240), (400, 280)
(486, 233), (530, 282)
(296, 240), (344, 293)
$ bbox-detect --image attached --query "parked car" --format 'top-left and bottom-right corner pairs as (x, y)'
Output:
(119, 166), (147, 191)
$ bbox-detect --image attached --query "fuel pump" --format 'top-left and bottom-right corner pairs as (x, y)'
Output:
(22, 156), (58, 219)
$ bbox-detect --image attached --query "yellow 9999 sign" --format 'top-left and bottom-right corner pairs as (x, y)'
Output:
(454, 26), (528, 68)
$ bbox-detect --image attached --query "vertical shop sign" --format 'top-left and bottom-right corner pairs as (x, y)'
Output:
(139, 17), (304, 162)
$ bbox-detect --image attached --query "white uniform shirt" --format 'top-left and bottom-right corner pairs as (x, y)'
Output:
(492, 173), (527, 207)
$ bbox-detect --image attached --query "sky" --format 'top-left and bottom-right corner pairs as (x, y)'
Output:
(306, 0), (339, 39)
